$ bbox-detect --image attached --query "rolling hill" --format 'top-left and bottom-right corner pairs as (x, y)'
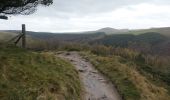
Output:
(129, 27), (170, 37)
(96, 27), (129, 34)
(1, 27), (170, 55)
(91, 32), (170, 56)
(0, 30), (106, 42)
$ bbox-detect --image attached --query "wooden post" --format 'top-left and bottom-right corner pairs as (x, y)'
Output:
(22, 24), (26, 48)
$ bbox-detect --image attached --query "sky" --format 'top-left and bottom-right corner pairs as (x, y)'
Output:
(0, 0), (170, 32)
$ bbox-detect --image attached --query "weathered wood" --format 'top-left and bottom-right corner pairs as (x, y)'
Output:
(22, 24), (26, 48)
(5, 24), (26, 47)
(14, 34), (24, 45)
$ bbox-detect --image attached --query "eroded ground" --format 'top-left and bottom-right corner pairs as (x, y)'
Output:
(58, 52), (121, 100)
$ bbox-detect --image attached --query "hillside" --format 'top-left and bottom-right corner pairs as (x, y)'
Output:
(1, 27), (170, 100)
(0, 45), (81, 100)
(0, 32), (17, 42)
(1, 27), (170, 55)
(26, 31), (106, 42)
(81, 51), (170, 100)
(96, 27), (129, 34)
(91, 32), (170, 56)
(1, 31), (106, 42)
(1, 28), (170, 55)
(92, 32), (167, 46)
(1, 27), (170, 40)
(129, 27), (170, 37)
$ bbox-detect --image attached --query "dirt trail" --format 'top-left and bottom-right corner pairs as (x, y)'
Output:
(58, 52), (121, 100)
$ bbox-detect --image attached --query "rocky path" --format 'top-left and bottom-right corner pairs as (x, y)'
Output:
(58, 52), (121, 100)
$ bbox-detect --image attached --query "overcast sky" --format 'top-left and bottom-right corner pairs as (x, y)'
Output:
(0, 0), (170, 32)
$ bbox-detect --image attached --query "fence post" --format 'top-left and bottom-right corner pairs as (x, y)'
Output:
(22, 24), (26, 48)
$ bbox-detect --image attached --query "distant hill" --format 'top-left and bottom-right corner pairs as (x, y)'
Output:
(1, 26), (170, 37)
(129, 27), (170, 37)
(96, 27), (129, 34)
(91, 32), (170, 55)
(1, 30), (106, 43)
(1, 27), (170, 55)
(91, 32), (166, 45)
(26, 31), (106, 42)
(0, 32), (18, 42)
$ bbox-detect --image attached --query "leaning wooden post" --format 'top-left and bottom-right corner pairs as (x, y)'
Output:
(22, 24), (26, 48)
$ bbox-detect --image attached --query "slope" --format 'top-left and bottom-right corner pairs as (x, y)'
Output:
(0, 45), (81, 100)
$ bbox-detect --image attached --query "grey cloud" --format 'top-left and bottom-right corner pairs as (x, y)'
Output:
(33, 0), (170, 18)
(1, 0), (170, 32)
(44, 0), (170, 13)
(42, 0), (149, 14)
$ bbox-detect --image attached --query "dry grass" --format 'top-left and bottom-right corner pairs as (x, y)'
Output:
(81, 52), (170, 100)
(123, 64), (170, 100)
(0, 32), (17, 42)
(0, 46), (81, 100)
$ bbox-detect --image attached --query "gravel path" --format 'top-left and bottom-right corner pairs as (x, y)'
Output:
(58, 52), (121, 100)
